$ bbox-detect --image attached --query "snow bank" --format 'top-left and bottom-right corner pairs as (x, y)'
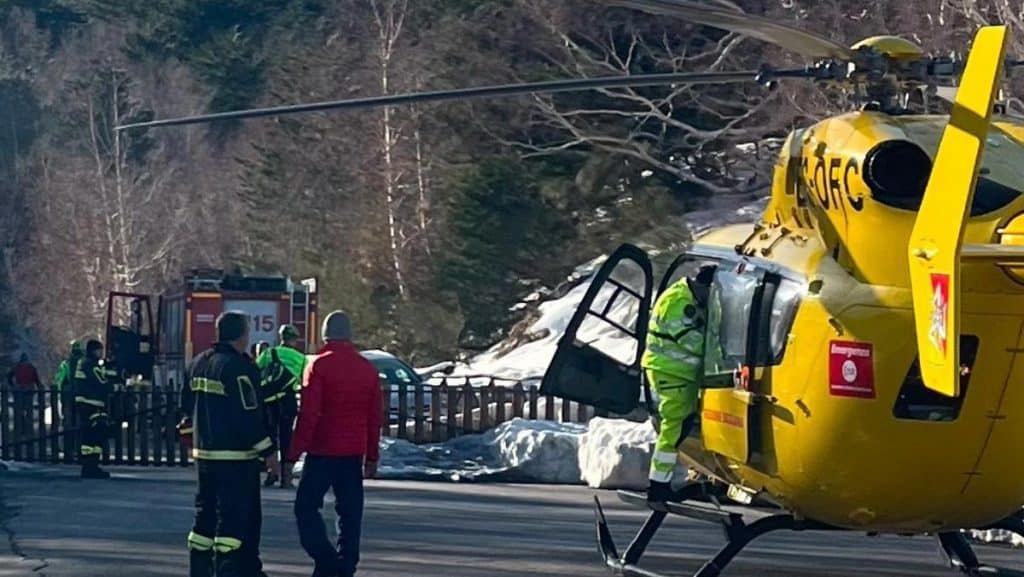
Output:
(968, 529), (1024, 548)
(296, 418), (585, 484)
(578, 417), (656, 490)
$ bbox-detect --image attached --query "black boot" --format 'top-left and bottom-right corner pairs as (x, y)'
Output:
(188, 549), (213, 577)
(646, 480), (675, 503)
(81, 466), (111, 479)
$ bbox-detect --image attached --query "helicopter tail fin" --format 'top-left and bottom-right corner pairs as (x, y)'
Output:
(908, 25), (1008, 397)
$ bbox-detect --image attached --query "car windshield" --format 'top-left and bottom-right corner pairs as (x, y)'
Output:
(370, 357), (420, 386)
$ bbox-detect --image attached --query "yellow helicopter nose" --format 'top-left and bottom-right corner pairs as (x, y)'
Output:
(851, 35), (924, 60)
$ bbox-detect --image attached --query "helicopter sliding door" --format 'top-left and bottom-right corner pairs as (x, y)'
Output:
(699, 260), (768, 464)
(539, 244), (654, 415)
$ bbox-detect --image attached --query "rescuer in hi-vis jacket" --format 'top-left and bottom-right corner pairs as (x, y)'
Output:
(256, 324), (307, 488)
(181, 311), (277, 577)
(73, 339), (116, 479)
(54, 340), (84, 419)
(642, 265), (715, 503)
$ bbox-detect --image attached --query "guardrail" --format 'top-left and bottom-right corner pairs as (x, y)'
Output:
(0, 381), (596, 466)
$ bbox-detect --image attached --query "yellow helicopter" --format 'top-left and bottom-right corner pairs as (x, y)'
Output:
(117, 1), (1024, 575)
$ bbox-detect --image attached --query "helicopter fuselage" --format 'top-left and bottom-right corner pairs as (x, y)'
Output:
(676, 111), (1024, 532)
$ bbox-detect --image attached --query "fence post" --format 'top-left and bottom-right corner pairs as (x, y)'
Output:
(561, 397), (572, 423)
(140, 392), (150, 466)
(63, 397), (75, 464)
(446, 385), (456, 441)
(414, 383), (425, 443)
(380, 383), (390, 438)
(0, 388), (8, 461)
(529, 386), (538, 420)
(11, 390), (22, 462)
(113, 392), (125, 465)
(36, 389), (47, 462)
(513, 384), (524, 419)
(494, 385), (505, 426)
(50, 389), (60, 463)
(479, 381), (491, 431)
(165, 391), (178, 466)
(545, 392), (555, 421)
(126, 391), (138, 464)
(462, 384), (474, 434)
(430, 386), (441, 443)
(154, 391), (165, 466)
(397, 382), (408, 441)
(577, 400), (588, 423)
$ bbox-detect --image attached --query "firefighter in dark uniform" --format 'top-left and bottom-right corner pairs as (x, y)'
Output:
(74, 339), (114, 479)
(181, 312), (277, 577)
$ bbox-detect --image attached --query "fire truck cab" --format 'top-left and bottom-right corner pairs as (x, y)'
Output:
(108, 270), (319, 390)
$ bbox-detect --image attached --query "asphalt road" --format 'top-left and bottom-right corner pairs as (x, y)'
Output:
(1, 465), (1023, 577)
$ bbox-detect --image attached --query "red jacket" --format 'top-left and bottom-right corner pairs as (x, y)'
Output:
(288, 340), (383, 462)
(8, 362), (40, 390)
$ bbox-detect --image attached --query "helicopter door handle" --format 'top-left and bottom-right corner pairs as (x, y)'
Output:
(912, 247), (939, 261)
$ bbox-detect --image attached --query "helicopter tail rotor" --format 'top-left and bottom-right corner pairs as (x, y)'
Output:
(908, 25), (1008, 397)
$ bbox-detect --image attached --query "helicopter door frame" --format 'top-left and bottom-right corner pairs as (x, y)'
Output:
(539, 243), (654, 416)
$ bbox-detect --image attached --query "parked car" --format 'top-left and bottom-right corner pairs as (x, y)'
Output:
(360, 350), (454, 424)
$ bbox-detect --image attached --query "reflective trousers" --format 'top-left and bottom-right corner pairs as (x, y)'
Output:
(646, 369), (699, 484)
(188, 460), (263, 577)
(295, 455), (365, 577)
(76, 403), (107, 469)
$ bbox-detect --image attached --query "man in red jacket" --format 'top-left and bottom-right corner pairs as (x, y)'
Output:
(288, 310), (382, 577)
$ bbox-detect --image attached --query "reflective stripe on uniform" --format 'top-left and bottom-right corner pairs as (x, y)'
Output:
(648, 468), (673, 483)
(80, 445), (103, 456)
(75, 397), (106, 408)
(187, 531), (214, 551)
(653, 316), (697, 333)
(263, 390), (286, 403)
(645, 344), (702, 367)
(190, 377), (226, 396)
(193, 448), (258, 460)
(252, 436), (273, 453)
(649, 450), (678, 482)
(213, 536), (242, 553)
(651, 450), (678, 466)
(192, 437), (273, 461)
(89, 412), (108, 421)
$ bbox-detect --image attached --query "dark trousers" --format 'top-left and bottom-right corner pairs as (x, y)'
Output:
(295, 456), (364, 576)
(76, 403), (107, 468)
(189, 460), (263, 577)
(266, 394), (297, 466)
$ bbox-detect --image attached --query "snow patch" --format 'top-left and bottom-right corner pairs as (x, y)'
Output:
(968, 529), (1024, 548)
(0, 460), (37, 472)
(578, 417), (656, 490)
(295, 418), (586, 484)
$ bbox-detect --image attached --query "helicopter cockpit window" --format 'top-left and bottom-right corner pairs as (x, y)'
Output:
(703, 265), (761, 383)
(768, 278), (803, 361)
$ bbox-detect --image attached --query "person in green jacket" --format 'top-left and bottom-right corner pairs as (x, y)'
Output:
(256, 324), (307, 488)
(54, 340), (84, 419)
(642, 264), (715, 503)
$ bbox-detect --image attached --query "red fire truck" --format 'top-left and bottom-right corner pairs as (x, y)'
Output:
(105, 270), (318, 390)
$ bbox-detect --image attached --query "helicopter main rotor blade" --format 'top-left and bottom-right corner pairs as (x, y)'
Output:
(603, 0), (857, 61)
(116, 70), (768, 131)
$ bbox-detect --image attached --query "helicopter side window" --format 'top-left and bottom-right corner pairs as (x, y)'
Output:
(767, 278), (802, 362)
(703, 265), (762, 385)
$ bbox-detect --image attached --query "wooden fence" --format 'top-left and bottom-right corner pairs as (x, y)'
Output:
(0, 382), (595, 466)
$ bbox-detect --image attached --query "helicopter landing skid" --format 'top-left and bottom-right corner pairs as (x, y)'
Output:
(937, 531), (1024, 577)
(593, 488), (836, 577)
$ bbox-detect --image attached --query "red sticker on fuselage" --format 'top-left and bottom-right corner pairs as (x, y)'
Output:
(828, 340), (875, 399)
